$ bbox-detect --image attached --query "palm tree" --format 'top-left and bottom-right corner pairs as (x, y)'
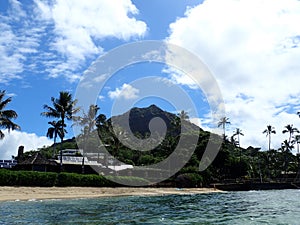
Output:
(41, 91), (80, 170)
(295, 135), (300, 154)
(218, 117), (230, 140)
(46, 120), (65, 158)
(178, 110), (189, 121)
(0, 90), (20, 139)
(282, 124), (299, 144)
(233, 128), (244, 163)
(233, 128), (244, 147)
(263, 125), (276, 151)
(280, 140), (294, 175)
(73, 104), (106, 173)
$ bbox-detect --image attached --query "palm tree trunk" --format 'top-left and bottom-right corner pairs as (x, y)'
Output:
(82, 138), (87, 174)
(52, 137), (56, 158)
(59, 138), (63, 172)
(269, 134), (271, 151)
(60, 117), (65, 172)
(82, 155), (85, 174)
(60, 137), (63, 171)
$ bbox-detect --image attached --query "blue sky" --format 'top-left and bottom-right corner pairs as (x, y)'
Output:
(1, 0), (300, 159)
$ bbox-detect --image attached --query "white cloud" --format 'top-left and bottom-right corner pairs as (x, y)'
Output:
(34, 0), (147, 81)
(162, 67), (199, 89)
(0, 130), (52, 159)
(98, 95), (105, 101)
(167, 0), (300, 150)
(8, 0), (27, 20)
(108, 83), (139, 100)
(0, 0), (147, 83)
(0, 1), (47, 84)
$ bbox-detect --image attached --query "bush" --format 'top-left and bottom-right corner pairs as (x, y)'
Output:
(175, 173), (203, 188)
(0, 169), (57, 186)
(0, 169), (150, 187)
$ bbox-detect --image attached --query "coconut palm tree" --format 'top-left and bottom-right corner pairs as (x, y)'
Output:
(41, 91), (80, 169)
(0, 90), (20, 139)
(232, 128), (244, 163)
(282, 124), (299, 145)
(295, 135), (300, 154)
(46, 120), (65, 158)
(263, 125), (276, 151)
(178, 110), (189, 121)
(233, 128), (244, 147)
(73, 104), (106, 173)
(280, 140), (294, 175)
(218, 117), (230, 140)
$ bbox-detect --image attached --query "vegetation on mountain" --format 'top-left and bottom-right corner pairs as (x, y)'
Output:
(40, 101), (300, 186)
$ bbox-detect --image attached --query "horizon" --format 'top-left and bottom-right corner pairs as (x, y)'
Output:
(1, 0), (300, 159)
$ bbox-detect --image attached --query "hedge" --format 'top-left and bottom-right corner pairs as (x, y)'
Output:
(0, 169), (149, 187)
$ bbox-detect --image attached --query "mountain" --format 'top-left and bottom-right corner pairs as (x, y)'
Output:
(109, 104), (201, 137)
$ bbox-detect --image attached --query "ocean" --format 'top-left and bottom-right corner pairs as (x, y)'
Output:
(1, 189), (300, 224)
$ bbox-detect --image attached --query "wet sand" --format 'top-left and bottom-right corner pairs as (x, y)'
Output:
(0, 186), (222, 202)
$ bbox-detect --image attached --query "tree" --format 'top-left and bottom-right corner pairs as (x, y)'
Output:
(282, 124), (299, 145)
(218, 117), (230, 140)
(41, 91), (80, 170)
(232, 128), (244, 148)
(73, 104), (106, 173)
(232, 128), (244, 164)
(295, 135), (300, 154)
(279, 140), (294, 175)
(0, 90), (20, 139)
(178, 110), (189, 121)
(46, 120), (65, 158)
(263, 125), (276, 151)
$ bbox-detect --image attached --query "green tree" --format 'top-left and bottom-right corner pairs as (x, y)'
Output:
(46, 120), (65, 158)
(41, 91), (80, 170)
(0, 90), (20, 139)
(232, 128), (244, 147)
(73, 104), (106, 173)
(282, 124), (299, 145)
(178, 110), (189, 121)
(279, 140), (294, 174)
(218, 117), (230, 140)
(263, 125), (276, 151)
(232, 128), (244, 165)
(295, 135), (300, 154)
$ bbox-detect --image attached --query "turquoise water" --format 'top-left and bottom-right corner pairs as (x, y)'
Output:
(1, 189), (300, 224)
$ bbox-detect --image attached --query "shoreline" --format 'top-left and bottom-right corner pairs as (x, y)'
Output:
(0, 186), (222, 202)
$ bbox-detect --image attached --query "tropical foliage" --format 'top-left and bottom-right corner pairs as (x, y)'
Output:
(2, 88), (300, 187)
(41, 91), (80, 169)
(0, 90), (20, 139)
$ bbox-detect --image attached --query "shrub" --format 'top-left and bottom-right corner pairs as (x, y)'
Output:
(0, 169), (57, 186)
(0, 169), (150, 187)
(175, 173), (203, 188)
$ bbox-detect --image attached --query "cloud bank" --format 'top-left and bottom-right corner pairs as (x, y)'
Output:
(167, 0), (300, 150)
(0, 130), (52, 159)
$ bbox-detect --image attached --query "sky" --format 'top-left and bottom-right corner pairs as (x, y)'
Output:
(0, 0), (300, 159)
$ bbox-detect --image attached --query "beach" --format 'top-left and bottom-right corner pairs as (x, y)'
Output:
(0, 186), (222, 202)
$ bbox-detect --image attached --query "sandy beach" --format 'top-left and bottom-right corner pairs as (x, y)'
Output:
(0, 186), (222, 202)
